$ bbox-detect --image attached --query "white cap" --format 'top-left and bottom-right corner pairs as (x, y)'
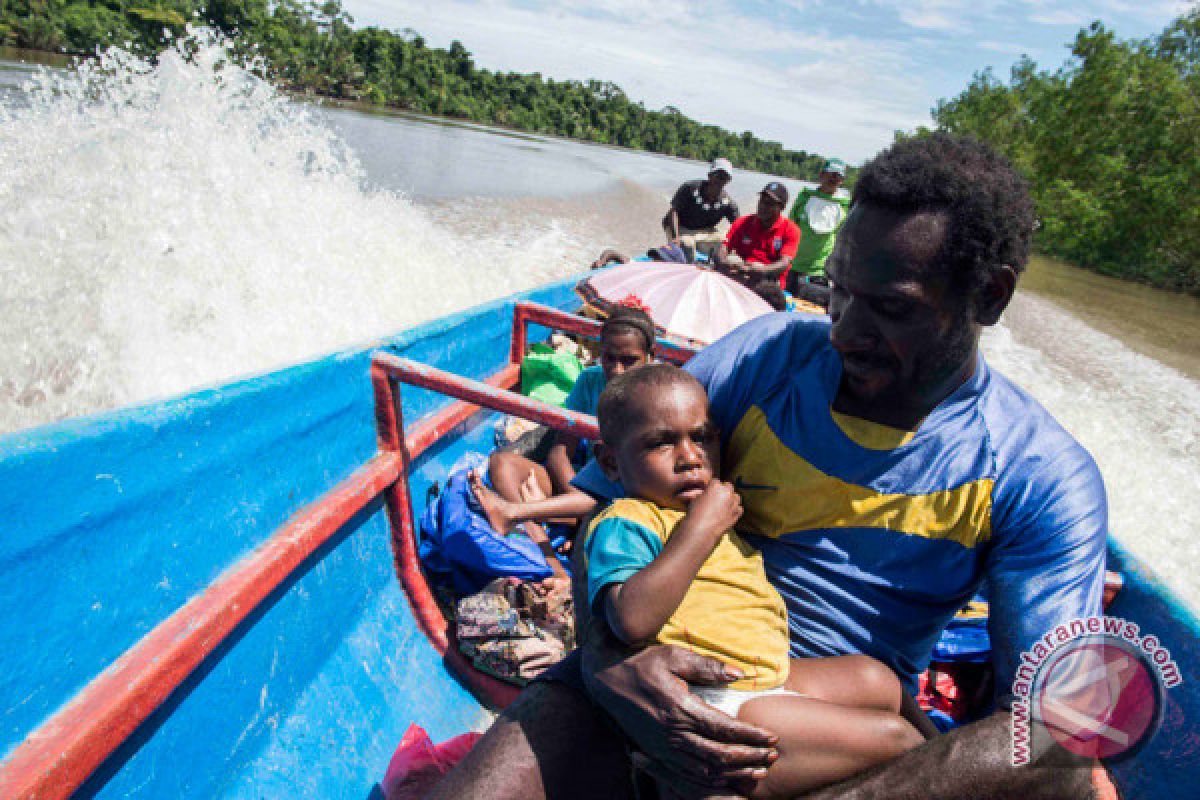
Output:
(709, 157), (734, 178)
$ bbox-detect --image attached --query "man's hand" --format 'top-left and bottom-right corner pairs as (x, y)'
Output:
(583, 641), (778, 794)
(685, 480), (743, 540)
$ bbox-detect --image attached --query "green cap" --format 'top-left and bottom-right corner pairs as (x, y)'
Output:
(821, 158), (847, 176)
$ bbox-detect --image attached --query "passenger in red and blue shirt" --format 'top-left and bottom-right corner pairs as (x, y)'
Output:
(715, 181), (802, 290)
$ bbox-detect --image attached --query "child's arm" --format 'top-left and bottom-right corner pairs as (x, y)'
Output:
(603, 481), (742, 644)
(523, 521), (569, 580)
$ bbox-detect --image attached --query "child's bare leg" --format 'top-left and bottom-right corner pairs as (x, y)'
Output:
(470, 457), (576, 534)
(784, 655), (903, 712)
(488, 452), (554, 500)
(467, 461), (524, 534)
(737, 694), (923, 799)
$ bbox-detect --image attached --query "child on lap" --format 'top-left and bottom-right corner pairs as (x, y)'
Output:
(586, 364), (923, 798)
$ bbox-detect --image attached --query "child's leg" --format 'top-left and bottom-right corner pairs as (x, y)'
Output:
(784, 655), (903, 712)
(470, 455), (554, 533)
(737, 693), (923, 799)
(488, 452), (554, 500)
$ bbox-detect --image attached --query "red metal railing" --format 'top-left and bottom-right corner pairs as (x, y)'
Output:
(0, 301), (623, 799)
(370, 352), (600, 708)
(0, 454), (402, 800)
(512, 300), (696, 366)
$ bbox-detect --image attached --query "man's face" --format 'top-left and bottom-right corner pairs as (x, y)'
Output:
(756, 194), (784, 225)
(708, 171), (731, 191)
(818, 170), (844, 193)
(825, 204), (977, 411)
(604, 382), (720, 512)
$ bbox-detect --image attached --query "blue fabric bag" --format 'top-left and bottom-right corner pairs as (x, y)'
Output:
(419, 457), (562, 597)
(931, 595), (992, 663)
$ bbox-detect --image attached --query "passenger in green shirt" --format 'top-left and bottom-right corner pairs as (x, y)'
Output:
(787, 158), (851, 302)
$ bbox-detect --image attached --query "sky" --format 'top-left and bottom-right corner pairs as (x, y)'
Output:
(340, 0), (1192, 163)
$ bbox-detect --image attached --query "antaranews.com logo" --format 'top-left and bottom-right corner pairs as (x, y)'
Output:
(1011, 615), (1182, 766)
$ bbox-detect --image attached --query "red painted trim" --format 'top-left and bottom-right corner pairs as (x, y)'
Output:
(1103, 570), (1124, 610)
(0, 456), (400, 800)
(510, 303), (530, 366)
(372, 353), (601, 442)
(513, 301), (697, 365)
(373, 356), (585, 709)
(1, 304), (660, 796)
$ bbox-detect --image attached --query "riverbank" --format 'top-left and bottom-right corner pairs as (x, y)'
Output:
(0, 2), (831, 180)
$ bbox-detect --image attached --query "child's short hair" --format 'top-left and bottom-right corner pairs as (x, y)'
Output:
(600, 305), (656, 353)
(596, 363), (705, 446)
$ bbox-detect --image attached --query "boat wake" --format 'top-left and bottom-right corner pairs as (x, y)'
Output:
(987, 294), (1200, 609)
(0, 32), (581, 435)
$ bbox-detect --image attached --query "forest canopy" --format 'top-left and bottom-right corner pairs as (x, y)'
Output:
(919, 8), (1199, 293)
(0, 0), (837, 181)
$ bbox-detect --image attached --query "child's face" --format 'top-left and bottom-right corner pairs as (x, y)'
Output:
(599, 330), (650, 381)
(604, 381), (720, 511)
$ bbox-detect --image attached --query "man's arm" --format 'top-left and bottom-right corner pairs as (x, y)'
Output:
(582, 629), (779, 794)
(738, 256), (790, 281)
(587, 646), (1097, 800)
(798, 710), (1097, 800)
(665, 208), (681, 242)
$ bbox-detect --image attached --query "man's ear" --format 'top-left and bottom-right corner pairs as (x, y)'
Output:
(594, 441), (620, 480)
(975, 264), (1018, 326)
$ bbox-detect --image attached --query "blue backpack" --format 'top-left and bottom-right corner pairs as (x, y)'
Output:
(419, 459), (564, 597)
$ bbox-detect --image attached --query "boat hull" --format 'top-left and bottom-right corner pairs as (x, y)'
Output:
(0, 275), (1197, 797)
(0, 277), (581, 797)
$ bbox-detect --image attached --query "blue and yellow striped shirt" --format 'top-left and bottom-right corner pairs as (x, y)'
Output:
(686, 313), (1108, 699)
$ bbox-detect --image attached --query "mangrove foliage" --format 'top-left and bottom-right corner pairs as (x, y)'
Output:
(0, 0), (834, 180)
(923, 9), (1199, 293)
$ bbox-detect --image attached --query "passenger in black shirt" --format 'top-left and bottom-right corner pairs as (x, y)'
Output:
(662, 158), (739, 262)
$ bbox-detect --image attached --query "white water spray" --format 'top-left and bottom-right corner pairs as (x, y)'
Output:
(0, 32), (579, 434)
(986, 294), (1200, 609)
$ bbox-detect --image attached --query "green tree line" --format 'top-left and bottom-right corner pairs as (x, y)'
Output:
(918, 8), (1199, 293)
(0, 0), (840, 181)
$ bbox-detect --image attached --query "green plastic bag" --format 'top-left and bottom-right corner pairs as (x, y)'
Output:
(520, 344), (582, 407)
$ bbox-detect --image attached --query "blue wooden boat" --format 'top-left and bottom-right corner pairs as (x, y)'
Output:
(0, 274), (1195, 798)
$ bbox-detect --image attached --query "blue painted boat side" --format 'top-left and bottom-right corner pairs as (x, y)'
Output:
(1104, 539), (1200, 797)
(0, 275), (581, 797)
(3, 269), (1196, 797)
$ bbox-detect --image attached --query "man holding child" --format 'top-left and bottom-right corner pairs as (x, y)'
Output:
(430, 133), (1108, 799)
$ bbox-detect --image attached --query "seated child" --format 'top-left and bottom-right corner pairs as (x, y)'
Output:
(470, 305), (656, 539)
(585, 364), (923, 798)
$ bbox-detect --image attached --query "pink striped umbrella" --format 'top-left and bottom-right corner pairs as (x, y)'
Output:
(577, 262), (772, 346)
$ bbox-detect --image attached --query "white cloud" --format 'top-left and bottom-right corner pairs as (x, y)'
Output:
(343, 0), (934, 160)
(1027, 8), (1090, 26)
(978, 40), (1027, 53)
(339, 0), (1183, 162)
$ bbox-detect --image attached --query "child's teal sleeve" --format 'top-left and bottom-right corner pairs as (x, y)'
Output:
(585, 517), (663, 612)
(564, 366), (604, 417)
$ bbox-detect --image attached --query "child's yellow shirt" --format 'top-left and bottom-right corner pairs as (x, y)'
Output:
(584, 497), (790, 690)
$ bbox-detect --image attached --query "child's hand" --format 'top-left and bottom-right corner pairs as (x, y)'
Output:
(685, 480), (743, 538)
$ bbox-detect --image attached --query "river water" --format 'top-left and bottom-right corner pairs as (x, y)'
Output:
(2, 39), (1197, 609)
